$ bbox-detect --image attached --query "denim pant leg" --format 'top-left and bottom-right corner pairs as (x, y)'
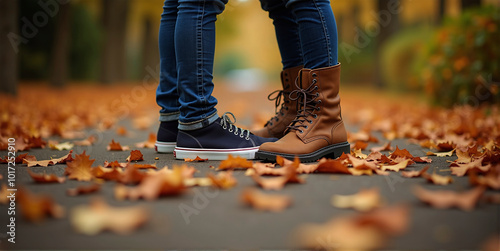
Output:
(286, 0), (339, 69)
(260, 0), (303, 70)
(157, 0), (181, 122)
(176, 0), (227, 130)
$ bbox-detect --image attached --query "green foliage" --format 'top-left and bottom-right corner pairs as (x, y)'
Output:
(419, 6), (500, 107)
(380, 26), (435, 92)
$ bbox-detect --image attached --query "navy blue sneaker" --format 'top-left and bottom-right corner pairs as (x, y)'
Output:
(155, 120), (178, 153)
(174, 112), (278, 160)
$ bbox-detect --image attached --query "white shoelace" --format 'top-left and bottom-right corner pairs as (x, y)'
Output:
(220, 112), (251, 140)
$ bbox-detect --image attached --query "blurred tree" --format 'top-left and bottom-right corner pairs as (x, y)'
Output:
(141, 17), (159, 80)
(100, 0), (129, 84)
(461, 0), (482, 9)
(437, 0), (446, 24)
(375, 0), (400, 88)
(0, 0), (18, 95)
(50, 2), (72, 88)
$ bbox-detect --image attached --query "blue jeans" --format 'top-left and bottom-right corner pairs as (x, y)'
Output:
(260, 0), (338, 69)
(156, 0), (227, 130)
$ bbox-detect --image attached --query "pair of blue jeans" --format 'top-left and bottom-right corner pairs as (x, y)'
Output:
(260, 0), (339, 69)
(156, 0), (227, 130)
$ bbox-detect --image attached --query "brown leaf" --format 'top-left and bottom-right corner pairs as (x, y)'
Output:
(381, 159), (411, 172)
(370, 142), (394, 152)
(426, 149), (455, 157)
(135, 133), (156, 148)
(241, 188), (292, 212)
(17, 188), (65, 222)
(413, 185), (485, 211)
(218, 154), (253, 170)
(73, 135), (96, 146)
(70, 198), (149, 235)
(107, 139), (130, 151)
(352, 141), (368, 150)
(331, 188), (383, 212)
(67, 183), (101, 196)
(126, 150), (144, 161)
(184, 156), (208, 162)
(450, 157), (491, 176)
(25, 150), (74, 167)
(27, 168), (66, 183)
(207, 171), (237, 189)
(92, 166), (122, 181)
(469, 169), (500, 190)
(389, 146), (414, 159)
(65, 151), (95, 181)
(422, 172), (454, 185)
(355, 204), (410, 236)
(252, 162), (288, 176)
(401, 166), (430, 178)
(103, 160), (127, 168)
(0, 152), (36, 164)
(119, 164), (147, 185)
(315, 158), (351, 174)
(116, 126), (128, 136)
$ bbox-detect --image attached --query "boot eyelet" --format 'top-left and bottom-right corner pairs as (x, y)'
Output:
(305, 125), (308, 129)
(309, 120), (313, 124)
(228, 128), (233, 132)
(316, 107), (321, 111)
(318, 100), (322, 103)
(312, 73), (317, 77)
(299, 130), (304, 133)
(240, 134), (245, 138)
(313, 114), (318, 119)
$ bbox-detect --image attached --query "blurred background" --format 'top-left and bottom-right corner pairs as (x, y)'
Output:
(0, 0), (499, 107)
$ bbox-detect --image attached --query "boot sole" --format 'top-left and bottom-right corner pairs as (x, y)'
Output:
(155, 141), (176, 153)
(174, 146), (260, 160)
(255, 141), (350, 163)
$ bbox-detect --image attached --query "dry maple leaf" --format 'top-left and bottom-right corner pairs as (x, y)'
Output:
(469, 170), (500, 190)
(107, 139), (130, 151)
(25, 150), (74, 167)
(381, 159), (411, 172)
(241, 188), (292, 212)
(355, 204), (410, 236)
(450, 158), (491, 176)
(17, 188), (65, 222)
(389, 146), (414, 159)
(92, 166), (122, 181)
(348, 155), (378, 171)
(65, 151), (95, 181)
(331, 188), (384, 212)
(48, 140), (74, 151)
(67, 183), (101, 196)
(315, 158), (351, 174)
(401, 166), (430, 178)
(116, 126), (128, 136)
(422, 172), (454, 185)
(27, 168), (66, 183)
(413, 185), (485, 211)
(118, 164), (147, 184)
(251, 162), (288, 176)
(370, 142), (394, 153)
(104, 160), (127, 168)
(351, 148), (368, 159)
(0, 152), (36, 164)
(70, 198), (149, 235)
(351, 141), (368, 150)
(184, 156), (208, 162)
(73, 135), (96, 146)
(208, 171), (237, 189)
(126, 150), (144, 161)
(218, 154), (254, 170)
(135, 133), (156, 148)
(426, 149), (455, 157)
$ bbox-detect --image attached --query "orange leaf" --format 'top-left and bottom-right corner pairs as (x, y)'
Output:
(381, 159), (411, 172)
(17, 188), (65, 222)
(370, 142), (394, 152)
(218, 154), (253, 170)
(126, 150), (144, 161)
(331, 188), (383, 212)
(135, 133), (156, 148)
(25, 150), (73, 167)
(0, 152), (36, 164)
(389, 146), (414, 160)
(65, 151), (95, 181)
(70, 198), (149, 235)
(27, 168), (66, 183)
(184, 156), (208, 162)
(107, 139), (130, 151)
(315, 158), (351, 174)
(207, 171), (237, 189)
(401, 166), (430, 178)
(67, 183), (101, 196)
(413, 185), (485, 211)
(240, 188), (292, 212)
(422, 172), (454, 185)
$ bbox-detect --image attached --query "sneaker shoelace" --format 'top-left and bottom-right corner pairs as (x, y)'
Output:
(287, 79), (320, 134)
(221, 112), (251, 140)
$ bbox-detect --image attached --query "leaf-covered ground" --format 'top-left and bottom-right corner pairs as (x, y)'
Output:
(0, 83), (499, 250)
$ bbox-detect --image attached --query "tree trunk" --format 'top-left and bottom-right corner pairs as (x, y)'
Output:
(141, 18), (159, 81)
(437, 0), (446, 24)
(100, 0), (129, 84)
(50, 2), (72, 88)
(375, 0), (400, 88)
(0, 0), (18, 95)
(461, 0), (482, 10)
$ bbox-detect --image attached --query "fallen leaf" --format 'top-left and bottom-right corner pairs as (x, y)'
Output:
(70, 198), (148, 235)
(352, 141), (368, 150)
(389, 146), (414, 159)
(73, 135), (96, 146)
(27, 168), (66, 183)
(118, 164), (146, 185)
(0, 152), (36, 164)
(469, 170), (500, 190)
(67, 183), (101, 196)
(450, 158), (491, 176)
(92, 166), (122, 181)
(208, 171), (237, 189)
(413, 185), (485, 211)
(218, 154), (253, 170)
(401, 166), (430, 178)
(103, 160), (127, 168)
(370, 142), (394, 152)
(426, 149), (455, 157)
(126, 150), (144, 161)
(48, 140), (74, 150)
(183, 177), (213, 187)
(116, 126), (128, 136)
(315, 158), (351, 174)
(351, 148), (368, 159)
(240, 188), (292, 212)
(331, 188), (383, 212)
(65, 151), (95, 181)
(422, 172), (454, 185)
(184, 156), (208, 162)
(135, 133), (156, 148)
(25, 150), (74, 167)
(252, 162), (288, 176)
(17, 188), (65, 222)
(381, 159), (411, 172)
(107, 139), (130, 151)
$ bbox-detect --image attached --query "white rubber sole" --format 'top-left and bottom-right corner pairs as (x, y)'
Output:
(173, 146), (259, 160)
(155, 141), (176, 153)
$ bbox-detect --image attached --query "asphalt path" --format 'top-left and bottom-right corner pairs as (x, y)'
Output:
(1, 120), (499, 250)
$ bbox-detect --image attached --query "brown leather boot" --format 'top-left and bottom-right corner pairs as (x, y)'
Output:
(252, 65), (302, 138)
(256, 64), (350, 162)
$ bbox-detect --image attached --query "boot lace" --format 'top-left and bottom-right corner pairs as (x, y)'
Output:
(287, 78), (320, 134)
(221, 112), (251, 140)
(264, 84), (291, 126)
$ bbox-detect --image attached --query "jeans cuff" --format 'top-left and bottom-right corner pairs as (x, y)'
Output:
(160, 112), (180, 122)
(178, 112), (218, 131)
